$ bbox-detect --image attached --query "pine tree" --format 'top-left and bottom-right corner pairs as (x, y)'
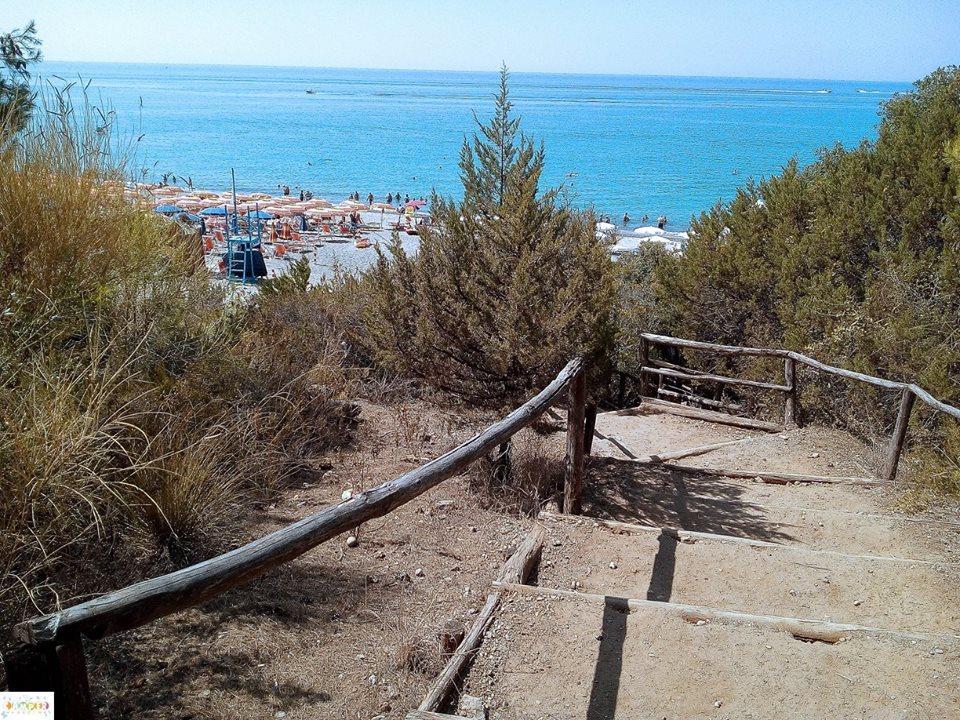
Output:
(364, 66), (614, 406)
(0, 21), (42, 132)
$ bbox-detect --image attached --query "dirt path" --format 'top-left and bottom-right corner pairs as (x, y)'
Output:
(460, 407), (960, 719)
(89, 401), (959, 719)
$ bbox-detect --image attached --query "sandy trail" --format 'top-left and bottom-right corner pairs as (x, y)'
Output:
(460, 406), (960, 719)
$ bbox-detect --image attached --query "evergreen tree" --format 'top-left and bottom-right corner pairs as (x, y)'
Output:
(364, 66), (614, 405)
(0, 21), (42, 132)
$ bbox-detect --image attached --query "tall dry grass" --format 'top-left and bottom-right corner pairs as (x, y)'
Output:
(0, 88), (359, 631)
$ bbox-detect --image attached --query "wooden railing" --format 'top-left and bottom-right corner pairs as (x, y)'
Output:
(637, 333), (960, 484)
(3, 358), (595, 720)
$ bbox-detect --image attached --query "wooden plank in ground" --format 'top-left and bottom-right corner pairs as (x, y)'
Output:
(494, 582), (960, 645)
(645, 436), (759, 463)
(417, 525), (546, 713)
(640, 460), (883, 486)
(538, 511), (960, 569)
(407, 712), (473, 719)
(618, 398), (782, 433)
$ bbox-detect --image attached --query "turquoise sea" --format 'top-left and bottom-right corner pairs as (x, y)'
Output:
(39, 62), (909, 229)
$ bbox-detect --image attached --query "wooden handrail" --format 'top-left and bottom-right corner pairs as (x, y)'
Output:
(638, 332), (960, 485)
(641, 365), (792, 393)
(15, 357), (585, 648)
(640, 332), (960, 419)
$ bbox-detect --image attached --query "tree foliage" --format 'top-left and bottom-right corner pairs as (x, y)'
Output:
(363, 67), (614, 406)
(0, 21), (42, 132)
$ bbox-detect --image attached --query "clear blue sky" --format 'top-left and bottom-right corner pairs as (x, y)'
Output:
(6, 0), (959, 81)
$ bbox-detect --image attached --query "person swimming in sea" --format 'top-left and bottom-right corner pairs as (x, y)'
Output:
(623, 212), (630, 225)
(657, 215), (668, 229)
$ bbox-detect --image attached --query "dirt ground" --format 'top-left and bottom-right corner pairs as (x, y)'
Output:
(463, 593), (958, 720)
(89, 399), (536, 720)
(86, 402), (960, 719)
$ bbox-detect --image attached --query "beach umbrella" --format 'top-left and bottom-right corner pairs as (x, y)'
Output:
(405, 199), (427, 209)
(154, 204), (181, 214)
(175, 212), (204, 223)
(200, 206), (230, 216)
(246, 209), (274, 219)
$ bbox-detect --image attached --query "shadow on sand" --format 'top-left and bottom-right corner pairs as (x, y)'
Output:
(582, 456), (795, 543)
(581, 456), (794, 718)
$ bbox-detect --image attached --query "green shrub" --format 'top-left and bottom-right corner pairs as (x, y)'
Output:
(627, 66), (960, 489)
(362, 68), (615, 406)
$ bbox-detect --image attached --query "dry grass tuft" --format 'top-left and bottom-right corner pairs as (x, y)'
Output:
(467, 426), (565, 515)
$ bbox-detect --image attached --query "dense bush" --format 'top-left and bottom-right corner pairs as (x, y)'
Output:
(625, 67), (960, 492)
(362, 68), (615, 407)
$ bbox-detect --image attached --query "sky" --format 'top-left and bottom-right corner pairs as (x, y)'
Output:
(5, 0), (959, 81)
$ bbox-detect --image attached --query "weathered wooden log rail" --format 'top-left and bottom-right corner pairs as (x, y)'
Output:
(637, 332), (960, 484)
(4, 358), (596, 720)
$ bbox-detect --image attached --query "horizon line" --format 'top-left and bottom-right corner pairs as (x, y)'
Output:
(38, 58), (914, 87)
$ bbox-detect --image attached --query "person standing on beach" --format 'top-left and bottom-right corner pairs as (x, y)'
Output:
(657, 215), (667, 229)
(387, 193), (393, 204)
(367, 192), (374, 205)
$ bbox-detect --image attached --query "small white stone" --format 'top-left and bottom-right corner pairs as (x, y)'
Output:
(415, 567), (425, 577)
(346, 535), (358, 547)
(341, 489), (353, 501)
(714, 700), (723, 708)
(609, 562), (618, 569)
(696, 620), (706, 626)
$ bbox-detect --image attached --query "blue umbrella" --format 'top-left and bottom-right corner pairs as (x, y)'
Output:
(199, 206), (230, 216)
(176, 212), (203, 223)
(154, 204), (181, 214)
(246, 210), (274, 219)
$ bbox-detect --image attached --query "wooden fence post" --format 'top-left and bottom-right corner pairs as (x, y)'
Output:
(882, 387), (916, 483)
(3, 639), (96, 720)
(783, 357), (798, 426)
(563, 369), (587, 514)
(494, 441), (512, 485)
(583, 402), (597, 456)
(640, 338), (651, 398)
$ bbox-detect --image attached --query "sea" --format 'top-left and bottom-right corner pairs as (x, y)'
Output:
(37, 62), (910, 230)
